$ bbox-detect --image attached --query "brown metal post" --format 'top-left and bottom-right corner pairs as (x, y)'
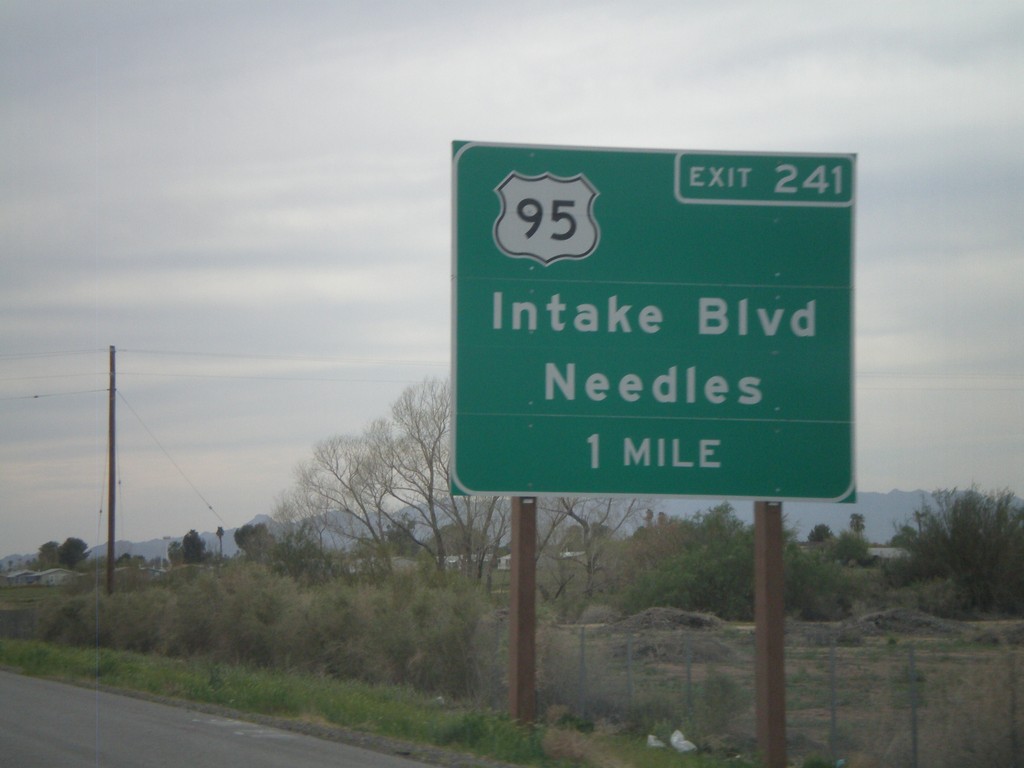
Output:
(508, 496), (537, 723)
(754, 500), (786, 767)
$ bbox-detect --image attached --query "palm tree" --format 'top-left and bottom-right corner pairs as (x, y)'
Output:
(216, 526), (224, 561)
(849, 513), (865, 536)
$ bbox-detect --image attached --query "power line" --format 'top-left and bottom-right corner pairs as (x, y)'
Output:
(0, 347), (448, 373)
(119, 371), (443, 384)
(857, 373), (1024, 392)
(116, 391), (225, 526)
(2, 347), (1019, 392)
(858, 373), (1024, 380)
(0, 349), (104, 361)
(0, 388), (107, 402)
(120, 347), (448, 367)
(113, 348), (448, 384)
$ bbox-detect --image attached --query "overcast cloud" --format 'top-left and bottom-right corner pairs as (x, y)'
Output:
(2, 0), (1022, 556)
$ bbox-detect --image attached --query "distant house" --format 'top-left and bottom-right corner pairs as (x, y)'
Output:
(390, 556), (417, 572)
(2, 570), (39, 586)
(867, 547), (907, 562)
(36, 568), (79, 586)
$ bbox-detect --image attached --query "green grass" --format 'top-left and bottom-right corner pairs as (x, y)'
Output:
(0, 638), (754, 767)
(0, 585), (65, 610)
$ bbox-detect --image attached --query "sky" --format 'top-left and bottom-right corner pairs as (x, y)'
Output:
(1, 0), (1022, 557)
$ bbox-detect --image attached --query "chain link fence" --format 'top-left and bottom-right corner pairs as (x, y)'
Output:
(475, 608), (1023, 767)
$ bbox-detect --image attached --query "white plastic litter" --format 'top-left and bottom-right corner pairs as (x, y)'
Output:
(670, 730), (697, 753)
(646, 734), (666, 748)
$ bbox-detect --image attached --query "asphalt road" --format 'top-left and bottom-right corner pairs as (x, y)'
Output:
(0, 670), (439, 768)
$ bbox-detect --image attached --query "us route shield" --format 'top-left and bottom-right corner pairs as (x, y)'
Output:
(493, 172), (600, 265)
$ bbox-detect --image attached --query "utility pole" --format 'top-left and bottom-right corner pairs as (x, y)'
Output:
(106, 345), (116, 595)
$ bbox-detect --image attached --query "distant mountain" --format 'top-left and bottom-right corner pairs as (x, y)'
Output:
(0, 514), (280, 571)
(101, 532), (239, 564)
(0, 553), (35, 572)
(96, 514), (281, 563)
(655, 489), (934, 544)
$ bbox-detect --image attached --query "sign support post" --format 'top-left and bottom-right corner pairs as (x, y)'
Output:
(508, 496), (537, 723)
(754, 501), (786, 767)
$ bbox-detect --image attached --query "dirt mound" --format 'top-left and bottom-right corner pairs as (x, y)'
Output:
(609, 607), (723, 633)
(789, 621), (865, 647)
(849, 608), (965, 637)
(621, 633), (734, 664)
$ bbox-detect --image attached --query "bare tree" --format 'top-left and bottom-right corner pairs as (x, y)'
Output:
(273, 487), (342, 556)
(284, 378), (509, 581)
(382, 378), (509, 577)
(286, 426), (396, 570)
(537, 496), (644, 599)
(446, 494), (510, 585)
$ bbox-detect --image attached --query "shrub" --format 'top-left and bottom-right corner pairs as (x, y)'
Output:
(807, 524), (834, 543)
(164, 569), (222, 657)
(784, 543), (854, 620)
(891, 487), (1024, 614)
(37, 595), (96, 646)
(619, 504), (755, 620)
(404, 578), (488, 696)
(213, 566), (305, 667)
(694, 670), (746, 737)
(303, 571), (490, 698)
(103, 588), (175, 653)
(536, 625), (613, 723)
(578, 603), (621, 625)
(303, 587), (362, 677)
(830, 530), (871, 565)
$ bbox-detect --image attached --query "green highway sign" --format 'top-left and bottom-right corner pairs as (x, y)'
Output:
(452, 142), (855, 501)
